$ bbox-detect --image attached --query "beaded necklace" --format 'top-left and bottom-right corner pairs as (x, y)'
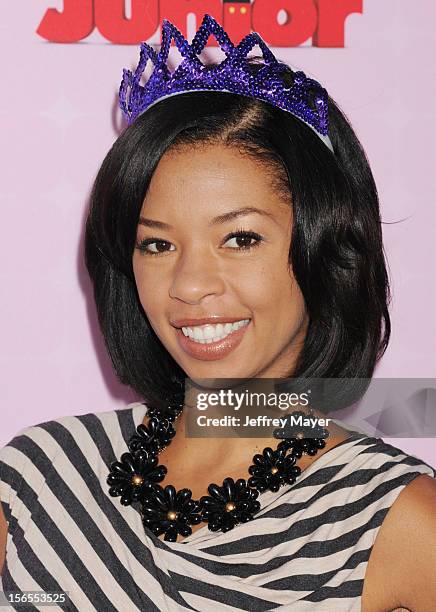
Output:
(107, 404), (330, 542)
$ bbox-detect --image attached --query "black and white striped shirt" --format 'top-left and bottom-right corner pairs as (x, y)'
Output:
(1, 402), (435, 611)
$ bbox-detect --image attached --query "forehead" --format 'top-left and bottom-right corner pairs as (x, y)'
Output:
(142, 142), (291, 215)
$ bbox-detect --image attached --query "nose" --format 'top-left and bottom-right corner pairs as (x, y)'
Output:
(168, 245), (226, 304)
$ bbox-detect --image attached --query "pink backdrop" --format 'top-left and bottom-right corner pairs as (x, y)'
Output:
(1, 1), (435, 465)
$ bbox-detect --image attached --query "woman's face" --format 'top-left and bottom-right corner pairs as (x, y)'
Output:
(132, 142), (309, 381)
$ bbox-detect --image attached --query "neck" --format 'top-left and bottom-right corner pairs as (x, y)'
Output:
(146, 389), (354, 476)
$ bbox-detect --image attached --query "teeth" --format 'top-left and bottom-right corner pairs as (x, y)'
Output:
(181, 319), (250, 343)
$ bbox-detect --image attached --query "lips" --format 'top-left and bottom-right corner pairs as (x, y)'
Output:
(174, 320), (251, 361)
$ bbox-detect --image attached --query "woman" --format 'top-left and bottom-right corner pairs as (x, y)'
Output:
(1, 14), (435, 612)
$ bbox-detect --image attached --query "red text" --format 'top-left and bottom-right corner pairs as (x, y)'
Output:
(37, 0), (363, 47)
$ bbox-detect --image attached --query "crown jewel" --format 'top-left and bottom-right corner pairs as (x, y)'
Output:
(119, 14), (333, 152)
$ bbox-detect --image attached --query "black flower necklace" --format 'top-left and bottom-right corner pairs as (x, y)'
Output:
(107, 404), (330, 542)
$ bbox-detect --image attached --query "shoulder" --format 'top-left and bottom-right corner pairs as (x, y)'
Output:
(362, 459), (436, 610)
(380, 474), (436, 607)
(0, 403), (142, 518)
(0, 401), (141, 458)
(0, 408), (112, 472)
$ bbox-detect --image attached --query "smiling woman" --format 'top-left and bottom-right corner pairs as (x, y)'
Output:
(131, 142), (309, 379)
(83, 86), (390, 408)
(1, 14), (436, 612)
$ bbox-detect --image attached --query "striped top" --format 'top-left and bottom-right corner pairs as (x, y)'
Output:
(1, 402), (435, 611)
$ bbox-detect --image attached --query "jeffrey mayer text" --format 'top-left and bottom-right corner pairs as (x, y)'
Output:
(197, 414), (332, 428)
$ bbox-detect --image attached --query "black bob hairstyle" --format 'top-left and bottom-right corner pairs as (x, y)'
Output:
(84, 59), (391, 412)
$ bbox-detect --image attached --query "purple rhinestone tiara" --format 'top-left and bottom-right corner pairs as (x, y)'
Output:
(119, 14), (333, 152)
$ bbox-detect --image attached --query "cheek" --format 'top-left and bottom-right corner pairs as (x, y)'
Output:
(281, 271), (307, 316)
(247, 260), (299, 307)
(133, 266), (164, 320)
(252, 265), (307, 331)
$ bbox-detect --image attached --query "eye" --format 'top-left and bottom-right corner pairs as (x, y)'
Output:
(135, 238), (175, 256)
(135, 229), (264, 256)
(223, 230), (264, 251)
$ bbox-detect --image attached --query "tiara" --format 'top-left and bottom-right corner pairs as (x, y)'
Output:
(119, 14), (333, 153)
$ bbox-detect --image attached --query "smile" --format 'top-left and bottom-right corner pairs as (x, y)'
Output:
(181, 319), (250, 343)
(175, 319), (251, 361)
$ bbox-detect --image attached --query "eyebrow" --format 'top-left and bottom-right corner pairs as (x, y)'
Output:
(138, 206), (276, 229)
